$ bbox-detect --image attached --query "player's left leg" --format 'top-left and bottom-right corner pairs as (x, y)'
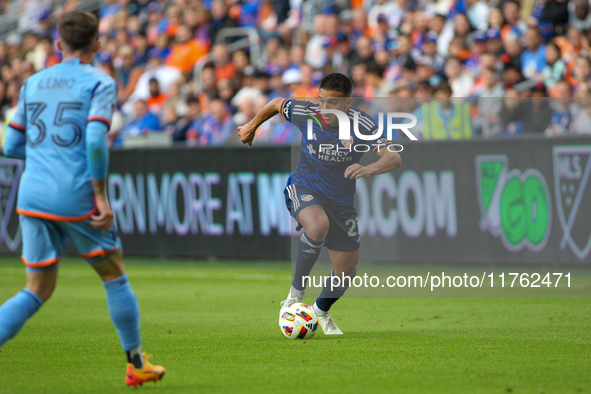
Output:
(312, 248), (359, 335)
(311, 207), (360, 335)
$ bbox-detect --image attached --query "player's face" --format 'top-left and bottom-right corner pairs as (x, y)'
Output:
(319, 89), (352, 127)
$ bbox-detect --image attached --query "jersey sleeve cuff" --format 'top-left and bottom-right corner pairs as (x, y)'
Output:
(8, 121), (26, 132)
(87, 116), (111, 130)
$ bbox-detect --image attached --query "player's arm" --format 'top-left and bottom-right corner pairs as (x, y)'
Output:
(238, 97), (285, 148)
(87, 121), (112, 232)
(87, 79), (118, 232)
(344, 114), (402, 180)
(344, 147), (401, 179)
(3, 84), (28, 160)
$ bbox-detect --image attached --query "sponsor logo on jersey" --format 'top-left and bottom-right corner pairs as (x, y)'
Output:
(301, 194), (314, 202)
(341, 138), (353, 148)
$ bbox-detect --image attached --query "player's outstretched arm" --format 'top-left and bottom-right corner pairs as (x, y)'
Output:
(238, 97), (284, 148)
(87, 121), (114, 233)
(344, 148), (401, 180)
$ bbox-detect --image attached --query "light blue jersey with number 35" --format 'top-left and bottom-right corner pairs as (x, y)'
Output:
(8, 58), (117, 220)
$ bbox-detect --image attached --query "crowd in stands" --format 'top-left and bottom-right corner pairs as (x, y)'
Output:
(1, 0), (591, 146)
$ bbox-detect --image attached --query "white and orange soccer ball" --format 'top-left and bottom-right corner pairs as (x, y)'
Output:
(279, 303), (319, 339)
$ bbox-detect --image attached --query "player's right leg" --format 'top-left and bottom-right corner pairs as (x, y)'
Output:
(0, 269), (56, 348)
(281, 184), (329, 315)
(0, 215), (66, 349)
(63, 221), (165, 387)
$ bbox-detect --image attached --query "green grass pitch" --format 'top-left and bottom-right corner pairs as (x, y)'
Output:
(0, 257), (590, 394)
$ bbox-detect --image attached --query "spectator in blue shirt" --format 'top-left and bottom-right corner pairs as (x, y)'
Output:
(99, 0), (122, 20)
(521, 28), (546, 80)
(187, 97), (234, 146)
(546, 80), (573, 136)
(116, 99), (162, 146)
(167, 96), (203, 143)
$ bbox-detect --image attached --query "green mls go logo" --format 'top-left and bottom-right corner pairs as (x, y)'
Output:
(476, 155), (551, 252)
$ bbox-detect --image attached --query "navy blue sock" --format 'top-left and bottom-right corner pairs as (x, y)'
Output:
(315, 270), (350, 313)
(0, 289), (43, 348)
(291, 232), (323, 298)
(103, 274), (142, 360)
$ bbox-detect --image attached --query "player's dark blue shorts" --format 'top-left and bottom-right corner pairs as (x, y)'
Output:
(284, 183), (360, 252)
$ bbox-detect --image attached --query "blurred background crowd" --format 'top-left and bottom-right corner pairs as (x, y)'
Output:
(1, 0), (591, 147)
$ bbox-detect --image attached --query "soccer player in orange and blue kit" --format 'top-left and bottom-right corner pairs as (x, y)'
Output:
(0, 11), (165, 387)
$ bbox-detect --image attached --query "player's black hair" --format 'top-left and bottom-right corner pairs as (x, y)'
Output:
(319, 73), (353, 97)
(58, 11), (98, 53)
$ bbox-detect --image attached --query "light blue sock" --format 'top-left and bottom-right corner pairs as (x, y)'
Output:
(103, 274), (142, 351)
(0, 288), (43, 348)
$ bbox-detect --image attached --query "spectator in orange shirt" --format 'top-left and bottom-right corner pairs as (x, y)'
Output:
(199, 67), (218, 112)
(165, 6), (182, 38)
(146, 78), (168, 115)
(292, 64), (318, 98)
(40, 37), (61, 68)
(213, 44), (236, 81)
(166, 24), (208, 74)
(569, 56), (591, 89)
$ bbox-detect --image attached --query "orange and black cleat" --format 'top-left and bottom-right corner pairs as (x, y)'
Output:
(125, 352), (166, 388)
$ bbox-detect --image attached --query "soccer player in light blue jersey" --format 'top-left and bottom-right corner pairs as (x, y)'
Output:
(239, 73), (402, 335)
(0, 11), (165, 387)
